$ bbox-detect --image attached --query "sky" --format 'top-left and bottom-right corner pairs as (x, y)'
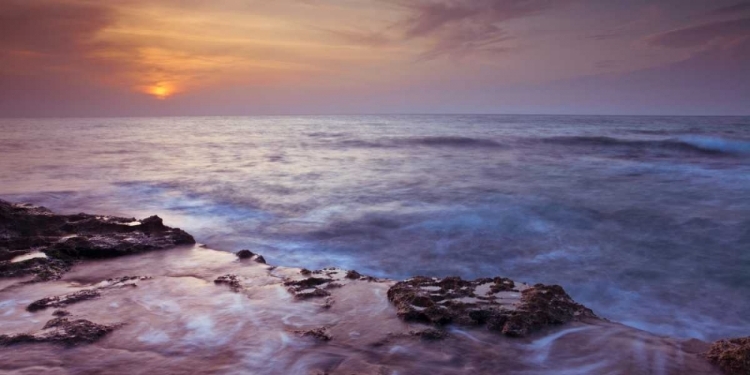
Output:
(1, 0), (749, 117)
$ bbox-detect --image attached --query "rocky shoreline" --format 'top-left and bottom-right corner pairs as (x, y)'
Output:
(0, 199), (747, 374)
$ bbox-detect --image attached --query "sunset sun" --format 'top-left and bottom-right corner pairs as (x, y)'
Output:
(147, 84), (172, 100)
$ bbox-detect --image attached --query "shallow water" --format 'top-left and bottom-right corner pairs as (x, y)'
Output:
(1, 115), (749, 340)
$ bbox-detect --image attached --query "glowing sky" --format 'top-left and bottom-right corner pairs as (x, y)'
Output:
(1, 0), (749, 116)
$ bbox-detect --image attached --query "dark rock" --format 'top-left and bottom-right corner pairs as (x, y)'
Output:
(254, 255), (266, 264)
(387, 276), (596, 337)
(283, 276), (332, 299)
(295, 327), (332, 341)
(345, 270), (362, 279)
(410, 328), (448, 341)
(214, 274), (242, 292)
(27, 289), (101, 312)
(52, 310), (71, 317)
(705, 337), (750, 375)
(0, 199), (195, 281)
(236, 249), (254, 259)
(300, 269), (311, 275)
(0, 318), (117, 347)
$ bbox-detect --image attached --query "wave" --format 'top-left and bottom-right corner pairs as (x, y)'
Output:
(678, 135), (750, 155)
(543, 135), (750, 156)
(340, 136), (503, 149)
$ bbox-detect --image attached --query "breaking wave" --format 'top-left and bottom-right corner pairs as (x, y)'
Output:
(543, 135), (750, 155)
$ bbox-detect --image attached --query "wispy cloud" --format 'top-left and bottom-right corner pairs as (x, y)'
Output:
(708, 1), (750, 16)
(390, 0), (568, 59)
(645, 17), (750, 49)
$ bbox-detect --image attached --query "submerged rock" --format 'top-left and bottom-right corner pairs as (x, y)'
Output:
(26, 275), (148, 312)
(410, 328), (448, 341)
(214, 274), (243, 292)
(295, 327), (332, 342)
(0, 317), (117, 347)
(27, 289), (101, 312)
(706, 337), (750, 375)
(0, 199), (194, 281)
(387, 276), (596, 337)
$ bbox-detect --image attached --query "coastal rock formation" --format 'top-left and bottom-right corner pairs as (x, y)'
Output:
(0, 317), (117, 347)
(706, 337), (750, 375)
(0, 201), (736, 374)
(387, 276), (596, 337)
(0, 199), (194, 281)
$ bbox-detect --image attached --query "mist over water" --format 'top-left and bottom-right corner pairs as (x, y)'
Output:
(1, 115), (749, 341)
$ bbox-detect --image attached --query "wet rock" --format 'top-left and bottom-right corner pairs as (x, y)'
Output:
(214, 274), (242, 292)
(236, 249), (254, 259)
(27, 289), (101, 312)
(27, 275), (150, 312)
(254, 255), (266, 264)
(52, 310), (71, 317)
(295, 327), (332, 342)
(410, 328), (448, 341)
(300, 268), (312, 275)
(0, 318), (117, 347)
(0, 199), (195, 281)
(705, 337), (750, 375)
(345, 270), (362, 279)
(284, 277), (332, 299)
(387, 276), (596, 337)
(0, 257), (72, 281)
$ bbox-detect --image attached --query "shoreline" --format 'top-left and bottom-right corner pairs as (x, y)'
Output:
(0, 199), (745, 374)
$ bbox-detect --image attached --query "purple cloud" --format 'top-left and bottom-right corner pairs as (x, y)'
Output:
(645, 17), (750, 49)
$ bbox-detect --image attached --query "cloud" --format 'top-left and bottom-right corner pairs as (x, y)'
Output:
(645, 17), (750, 49)
(0, 0), (112, 54)
(319, 28), (392, 47)
(391, 0), (567, 59)
(708, 1), (750, 16)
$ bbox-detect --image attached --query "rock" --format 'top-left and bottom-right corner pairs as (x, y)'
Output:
(387, 276), (596, 337)
(27, 289), (101, 312)
(345, 270), (362, 279)
(52, 310), (71, 317)
(295, 327), (332, 341)
(236, 249), (254, 259)
(284, 277), (332, 299)
(409, 328), (448, 341)
(705, 337), (750, 375)
(254, 255), (266, 264)
(0, 318), (117, 347)
(0, 199), (195, 281)
(214, 274), (242, 292)
(300, 269), (312, 275)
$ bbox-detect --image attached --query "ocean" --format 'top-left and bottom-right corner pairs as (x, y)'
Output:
(1, 114), (749, 341)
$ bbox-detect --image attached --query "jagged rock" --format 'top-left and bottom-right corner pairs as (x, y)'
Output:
(295, 327), (332, 341)
(0, 317), (117, 347)
(236, 249), (254, 259)
(387, 276), (596, 337)
(27, 289), (101, 312)
(705, 337), (750, 375)
(254, 255), (266, 264)
(214, 274), (242, 292)
(0, 199), (194, 281)
(284, 277), (332, 299)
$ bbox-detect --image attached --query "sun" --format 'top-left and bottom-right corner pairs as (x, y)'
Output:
(147, 84), (173, 100)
